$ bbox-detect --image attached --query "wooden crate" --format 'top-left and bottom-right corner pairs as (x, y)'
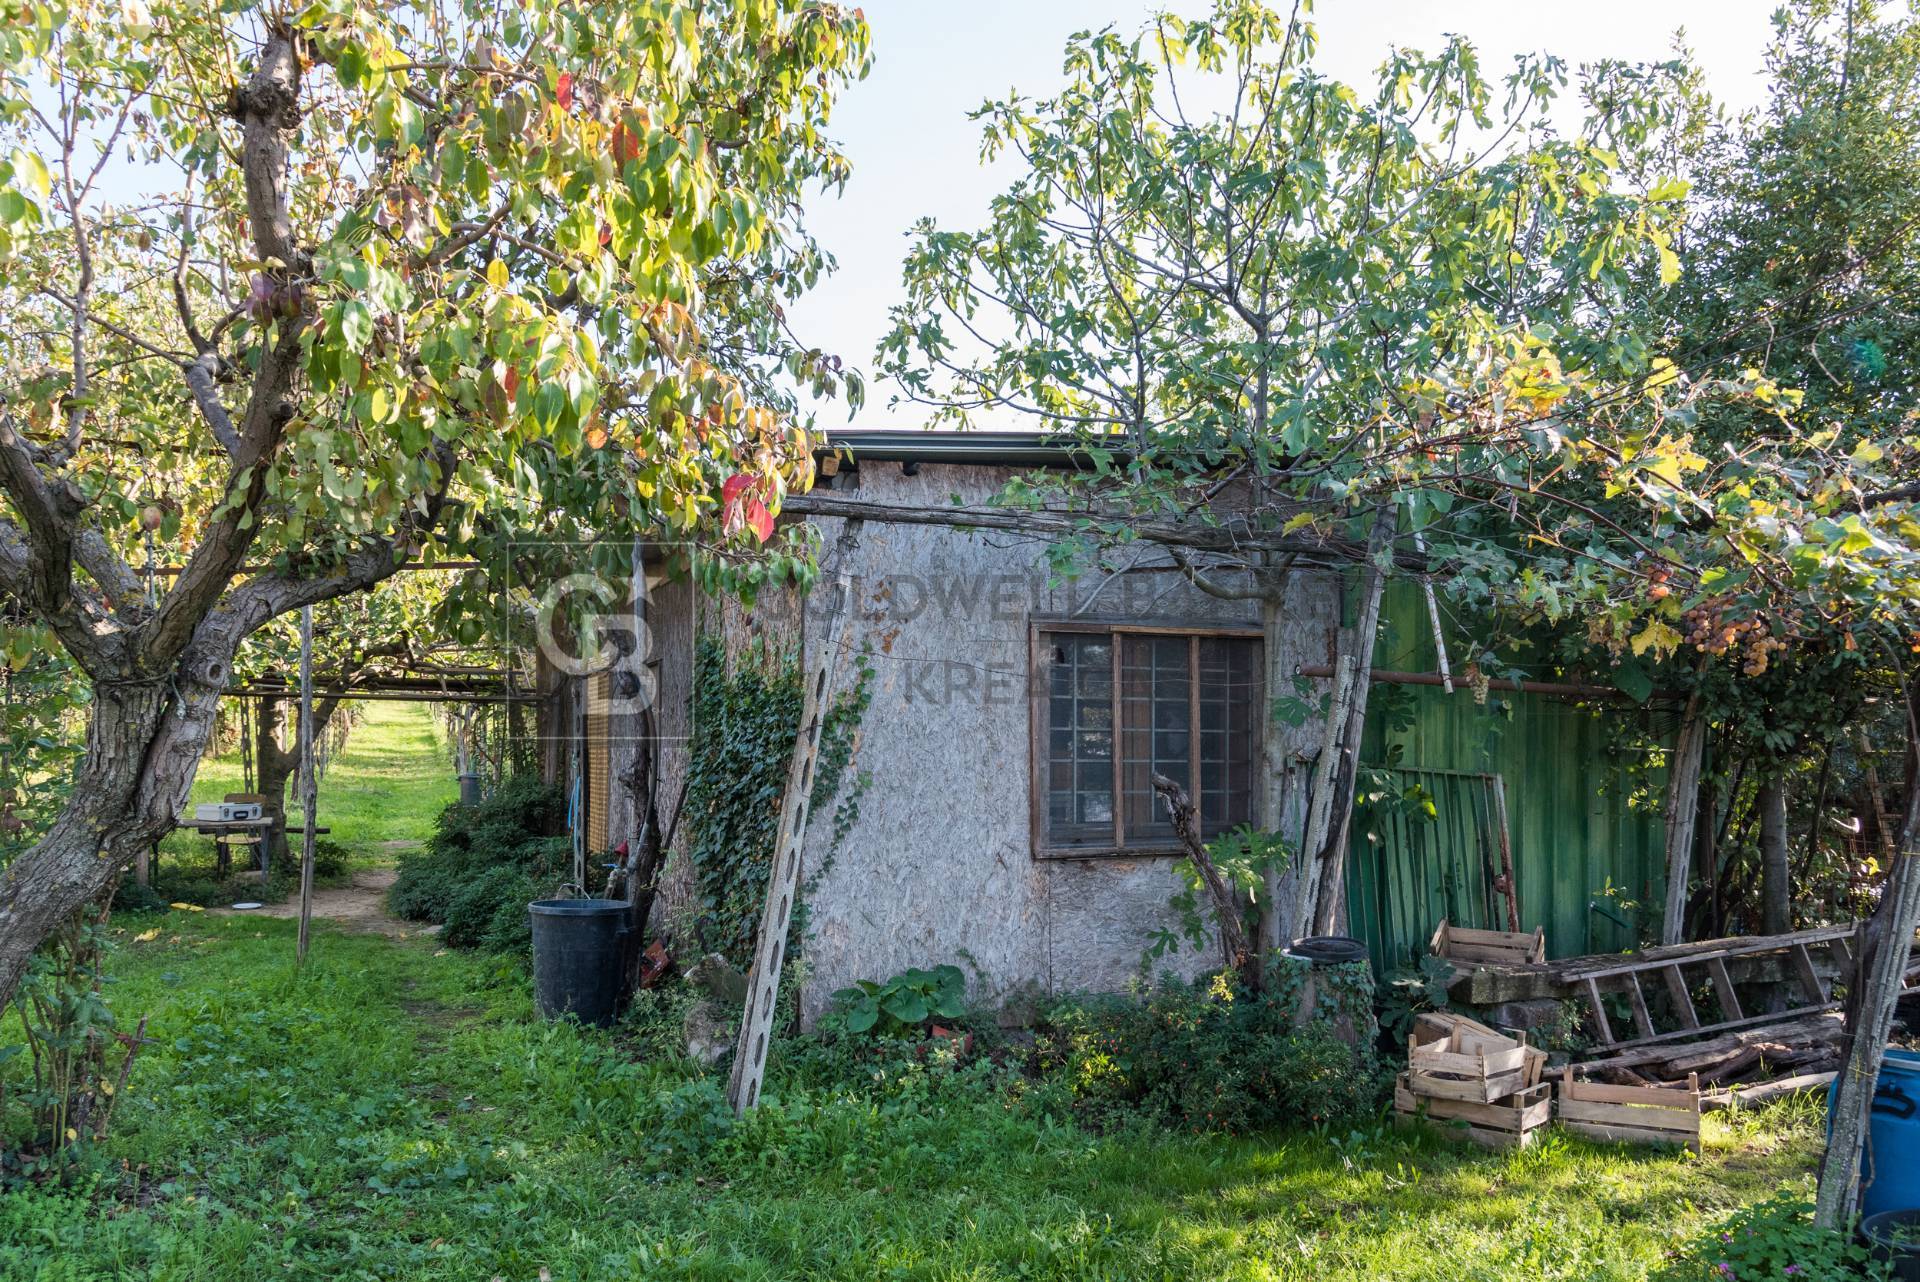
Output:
(1408, 1026), (1532, 1103)
(1430, 918), (1547, 966)
(1557, 1068), (1702, 1154)
(1412, 1011), (1548, 1089)
(1394, 1074), (1553, 1150)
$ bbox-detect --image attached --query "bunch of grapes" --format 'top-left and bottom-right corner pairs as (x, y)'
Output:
(1681, 600), (1800, 676)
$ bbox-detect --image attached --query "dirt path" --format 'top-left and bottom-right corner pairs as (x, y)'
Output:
(211, 867), (427, 939)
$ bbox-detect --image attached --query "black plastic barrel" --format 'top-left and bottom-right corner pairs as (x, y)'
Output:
(1284, 935), (1371, 967)
(1863, 1209), (1920, 1282)
(529, 899), (633, 1027)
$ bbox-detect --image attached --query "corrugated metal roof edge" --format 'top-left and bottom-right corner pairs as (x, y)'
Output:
(814, 428), (1100, 467)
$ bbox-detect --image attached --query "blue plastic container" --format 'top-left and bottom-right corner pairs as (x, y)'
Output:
(1829, 1048), (1920, 1219)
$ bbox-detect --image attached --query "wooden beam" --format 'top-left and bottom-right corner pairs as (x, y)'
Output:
(726, 519), (865, 1116)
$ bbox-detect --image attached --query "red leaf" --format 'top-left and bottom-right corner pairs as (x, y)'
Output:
(556, 72), (573, 111)
(745, 498), (774, 544)
(612, 121), (640, 165)
(721, 473), (753, 506)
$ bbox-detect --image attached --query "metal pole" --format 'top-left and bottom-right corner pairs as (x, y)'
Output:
(296, 605), (317, 963)
(571, 674), (586, 889)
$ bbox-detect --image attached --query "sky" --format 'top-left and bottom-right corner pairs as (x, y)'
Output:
(784, 0), (1786, 428)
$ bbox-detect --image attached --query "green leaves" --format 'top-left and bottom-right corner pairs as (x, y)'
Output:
(830, 965), (968, 1040)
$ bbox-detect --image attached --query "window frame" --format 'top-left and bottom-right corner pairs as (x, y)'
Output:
(1028, 617), (1265, 860)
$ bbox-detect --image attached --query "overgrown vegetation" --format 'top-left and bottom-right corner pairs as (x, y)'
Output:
(0, 908), (142, 1179)
(680, 637), (872, 966)
(388, 775), (573, 956)
(1032, 962), (1383, 1136)
(0, 913), (1832, 1280)
(1657, 1192), (1893, 1281)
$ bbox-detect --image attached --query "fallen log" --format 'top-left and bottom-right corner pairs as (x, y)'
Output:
(1694, 1046), (1763, 1087)
(1703, 1070), (1838, 1112)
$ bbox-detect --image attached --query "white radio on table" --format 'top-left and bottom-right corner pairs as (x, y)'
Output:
(194, 802), (264, 823)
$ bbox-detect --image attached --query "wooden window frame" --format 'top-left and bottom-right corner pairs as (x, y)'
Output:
(1028, 617), (1264, 860)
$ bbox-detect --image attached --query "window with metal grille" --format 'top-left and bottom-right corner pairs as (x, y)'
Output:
(1032, 625), (1262, 856)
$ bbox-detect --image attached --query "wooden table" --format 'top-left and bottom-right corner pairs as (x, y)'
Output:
(138, 817), (331, 888)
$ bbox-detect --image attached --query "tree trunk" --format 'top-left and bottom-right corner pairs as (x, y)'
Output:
(254, 690), (349, 873)
(0, 669), (228, 1011)
(255, 694), (297, 869)
(1258, 586), (1293, 956)
(1661, 696), (1708, 946)
(1760, 778), (1791, 937)
(1816, 783), (1920, 1228)
(1154, 772), (1252, 984)
(1295, 508), (1393, 940)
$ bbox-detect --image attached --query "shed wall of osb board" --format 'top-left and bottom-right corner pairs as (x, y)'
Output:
(759, 462), (1342, 1022)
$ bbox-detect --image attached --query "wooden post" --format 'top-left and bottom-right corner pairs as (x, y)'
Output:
(1661, 695), (1707, 946)
(1760, 778), (1791, 937)
(295, 605), (317, 964)
(1412, 530), (1452, 694)
(1817, 784), (1920, 1227)
(1297, 508), (1393, 939)
(1490, 775), (1521, 934)
(726, 518), (864, 1116)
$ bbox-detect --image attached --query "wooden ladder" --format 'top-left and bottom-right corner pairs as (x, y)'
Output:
(1572, 926), (1855, 1050)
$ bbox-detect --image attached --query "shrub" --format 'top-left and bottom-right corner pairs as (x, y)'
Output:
(440, 864), (543, 951)
(1658, 1192), (1891, 1281)
(389, 776), (572, 956)
(1034, 965), (1383, 1135)
(309, 838), (350, 880)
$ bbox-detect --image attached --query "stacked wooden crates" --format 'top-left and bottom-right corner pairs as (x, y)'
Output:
(1394, 1012), (1552, 1149)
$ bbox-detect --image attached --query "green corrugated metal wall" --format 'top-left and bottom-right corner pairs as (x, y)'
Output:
(1343, 582), (1668, 970)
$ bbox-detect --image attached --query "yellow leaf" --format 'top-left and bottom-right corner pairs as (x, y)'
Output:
(133, 928), (159, 943)
(1630, 620), (1682, 657)
(169, 902), (205, 913)
(1658, 244), (1681, 286)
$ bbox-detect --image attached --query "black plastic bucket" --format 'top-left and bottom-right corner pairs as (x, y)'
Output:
(1284, 935), (1371, 968)
(1863, 1209), (1920, 1282)
(529, 899), (633, 1027)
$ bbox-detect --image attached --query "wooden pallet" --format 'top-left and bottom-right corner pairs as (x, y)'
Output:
(1430, 919), (1547, 967)
(1563, 925), (1857, 1051)
(1557, 1067), (1702, 1153)
(1394, 1075), (1553, 1150)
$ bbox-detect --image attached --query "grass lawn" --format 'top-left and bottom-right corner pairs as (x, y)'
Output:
(151, 702), (455, 905)
(0, 913), (1819, 1282)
